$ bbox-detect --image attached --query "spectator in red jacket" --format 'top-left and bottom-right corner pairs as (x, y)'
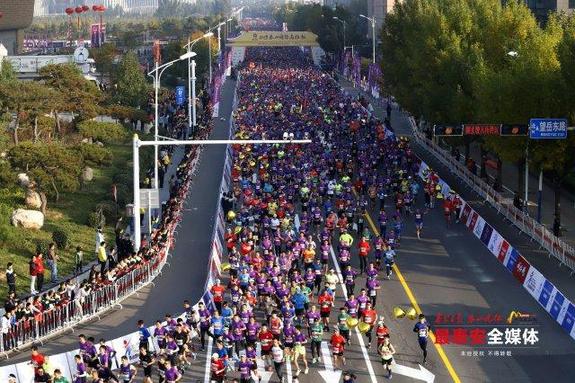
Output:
(34, 252), (45, 292)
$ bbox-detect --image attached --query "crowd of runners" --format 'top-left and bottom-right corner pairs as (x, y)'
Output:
(201, 45), (448, 382)
(18, 38), (469, 383)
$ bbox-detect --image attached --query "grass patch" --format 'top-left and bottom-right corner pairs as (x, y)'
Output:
(0, 142), (132, 300)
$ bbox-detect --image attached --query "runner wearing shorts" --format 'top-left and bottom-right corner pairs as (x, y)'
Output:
(330, 328), (346, 370)
(378, 337), (396, 379)
(293, 326), (309, 375)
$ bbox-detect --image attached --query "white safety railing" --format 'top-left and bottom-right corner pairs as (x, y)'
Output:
(408, 117), (575, 273)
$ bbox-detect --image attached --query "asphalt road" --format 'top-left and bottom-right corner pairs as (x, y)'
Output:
(6, 71), (575, 383)
(0, 78), (237, 367)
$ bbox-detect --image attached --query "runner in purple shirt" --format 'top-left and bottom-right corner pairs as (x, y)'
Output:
(237, 355), (255, 382)
(163, 360), (181, 383)
(73, 355), (87, 383)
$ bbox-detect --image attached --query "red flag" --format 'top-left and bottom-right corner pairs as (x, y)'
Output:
(153, 39), (161, 64)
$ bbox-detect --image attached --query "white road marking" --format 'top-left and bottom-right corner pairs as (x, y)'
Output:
(256, 342), (274, 383)
(329, 245), (378, 383)
(318, 341), (342, 382)
(393, 362), (436, 382)
(202, 336), (214, 383)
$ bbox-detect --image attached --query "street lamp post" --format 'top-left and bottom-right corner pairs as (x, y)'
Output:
(184, 33), (213, 136)
(333, 17), (346, 51)
(132, 137), (312, 251)
(147, 51), (197, 188)
(207, 22), (225, 85)
(360, 14), (376, 64)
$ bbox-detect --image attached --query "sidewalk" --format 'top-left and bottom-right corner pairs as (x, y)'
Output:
(461, 142), (575, 247)
(335, 75), (575, 306)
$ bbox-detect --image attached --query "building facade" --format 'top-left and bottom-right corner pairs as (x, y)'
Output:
(0, 0), (36, 54)
(523, 0), (574, 21)
(366, 0), (398, 36)
(33, 0), (198, 16)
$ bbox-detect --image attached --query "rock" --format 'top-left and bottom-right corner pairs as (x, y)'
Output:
(82, 167), (94, 182)
(17, 173), (30, 187)
(11, 209), (44, 230)
(81, 138), (90, 143)
(95, 141), (104, 147)
(24, 189), (42, 209)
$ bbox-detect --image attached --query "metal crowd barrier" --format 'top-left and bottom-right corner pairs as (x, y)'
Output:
(407, 117), (575, 273)
(0, 252), (169, 356)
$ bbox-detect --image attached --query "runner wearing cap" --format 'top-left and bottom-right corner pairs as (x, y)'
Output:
(208, 353), (226, 383)
(376, 320), (391, 347)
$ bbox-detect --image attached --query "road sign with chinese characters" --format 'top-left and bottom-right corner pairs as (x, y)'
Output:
(463, 124), (501, 136)
(529, 118), (568, 139)
(175, 86), (186, 106)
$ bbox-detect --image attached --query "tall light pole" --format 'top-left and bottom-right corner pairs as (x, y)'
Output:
(132, 137), (312, 251)
(333, 17), (346, 51)
(360, 14), (376, 64)
(147, 51), (197, 188)
(207, 22), (225, 85)
(184, 32), (213, 136)
(224, 18), (233, 45)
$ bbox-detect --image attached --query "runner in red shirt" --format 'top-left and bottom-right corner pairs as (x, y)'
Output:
(362, 303), (378, 348)
(318, 289), (334, 331)
(30, 346), (45, 375)
(210, 279), (225, 312)
(358, 237), (370, 274)
(269, 313), (283, 340)
(210, 353), (226, 383)
(330, 329), (346, 369)
(376, 320), (391, 347)
(258, 324), (274, 371)
(225, 229), (237, 252)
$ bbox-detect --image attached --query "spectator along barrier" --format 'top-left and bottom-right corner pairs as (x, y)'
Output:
(0, 79), (238, 383)
(0, 127), (211, 359)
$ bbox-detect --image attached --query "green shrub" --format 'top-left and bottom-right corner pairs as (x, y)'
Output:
(35, 239), (51, 254)
(74, 143), (113, 166)
(52, 228), (70, 249)
(112, 171), (131, 185)
(77, 120), (128, 144)
(87, 209), (106, 228)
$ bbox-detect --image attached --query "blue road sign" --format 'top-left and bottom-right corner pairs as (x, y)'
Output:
(529, 118), (568, 139)
(175, 86), (186, 106)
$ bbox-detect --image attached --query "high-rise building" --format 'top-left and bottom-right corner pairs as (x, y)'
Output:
(0, 0), (36, 54)
(523, 0), (574, 21)
(366, 0), (398, 36)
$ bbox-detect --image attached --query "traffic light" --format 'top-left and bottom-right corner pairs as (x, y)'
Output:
(500, 124), (528, 136)
(433, 124), (463, 137)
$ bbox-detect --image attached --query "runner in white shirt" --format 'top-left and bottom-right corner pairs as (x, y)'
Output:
(271, 338), (285, 382)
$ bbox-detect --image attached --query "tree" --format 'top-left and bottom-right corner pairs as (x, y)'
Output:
(8, 143), (82, 202)
(530, 135), (575, 229)
(0, 61), (16, 83)
(90, 43), (116, 81)
(0, 81), (58, 145)
(114, 52), (149, 108)
(39, 64), (102, 124)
